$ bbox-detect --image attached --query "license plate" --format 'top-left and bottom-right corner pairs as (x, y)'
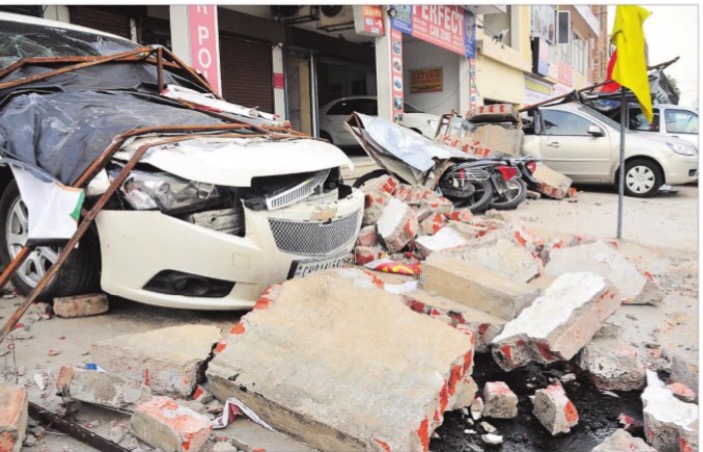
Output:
(291, 254), (348, 278)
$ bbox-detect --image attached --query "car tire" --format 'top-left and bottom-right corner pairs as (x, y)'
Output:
(490, 177), (528, 210)
(0, 180), (101, 299)
(319, 131), (334, 144)
(623, 159), (662, 198)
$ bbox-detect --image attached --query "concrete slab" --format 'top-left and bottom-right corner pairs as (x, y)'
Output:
(207, 270), (475, 452)
(0, 383), (28, 452)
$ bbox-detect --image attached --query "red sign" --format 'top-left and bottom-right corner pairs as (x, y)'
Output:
(272, 73), (285, 89)
(188, 5), (221, 94)
(354, 5), (385, 36)
(411, 5), (465, 56)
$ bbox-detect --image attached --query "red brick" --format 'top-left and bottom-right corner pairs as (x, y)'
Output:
(130, 397), (212, 452)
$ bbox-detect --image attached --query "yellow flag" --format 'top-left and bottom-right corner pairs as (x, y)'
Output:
(610, 5), (653, 122)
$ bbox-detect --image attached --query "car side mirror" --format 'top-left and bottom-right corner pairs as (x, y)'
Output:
(587, 125), (604, 137)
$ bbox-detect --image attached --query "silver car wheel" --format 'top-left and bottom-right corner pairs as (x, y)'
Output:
(625, 165), (655, 194)
(5, 198), (59, 288)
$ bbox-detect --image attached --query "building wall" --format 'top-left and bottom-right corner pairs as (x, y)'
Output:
(402, 40), (460, 115)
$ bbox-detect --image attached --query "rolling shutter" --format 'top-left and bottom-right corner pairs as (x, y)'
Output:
(219, 35), (273, 112)
(69, 7), (131, 39)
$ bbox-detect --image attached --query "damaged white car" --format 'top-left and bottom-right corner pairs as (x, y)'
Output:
(0, 13), (363, 309)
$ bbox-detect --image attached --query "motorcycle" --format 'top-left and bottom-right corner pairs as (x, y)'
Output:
(487, 155), (541, 210)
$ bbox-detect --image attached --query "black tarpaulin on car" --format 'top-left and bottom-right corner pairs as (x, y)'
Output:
(0, 62), (224, 185)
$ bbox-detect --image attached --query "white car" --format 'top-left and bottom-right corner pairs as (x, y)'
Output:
(319, 96), (440, 146)
(522, 102), (698, 197)
(626, 104), (699, 147)
(0, 13), (363, 310)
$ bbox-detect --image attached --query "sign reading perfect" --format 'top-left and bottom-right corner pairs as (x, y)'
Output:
(188, 5), (221, 94)
(410, 68), (443, 93)
(391, 5), (475, 58)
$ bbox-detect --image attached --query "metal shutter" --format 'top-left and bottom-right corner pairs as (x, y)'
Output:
(69, 7), (131, 39)
(219, 35), (273, 112)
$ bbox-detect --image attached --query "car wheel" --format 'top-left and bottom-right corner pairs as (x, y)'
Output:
(319, 131), (334, 144)
(623, 159), (662, 198)
(0, 180), (101, 299)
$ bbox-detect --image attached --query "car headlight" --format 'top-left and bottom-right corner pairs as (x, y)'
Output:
(667, 142), (697, 156)
(111, 169), (220, 213)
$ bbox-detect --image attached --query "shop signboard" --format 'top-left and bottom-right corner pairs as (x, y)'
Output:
(353, 5), (385, 37)
(390, 29), (404, 123)
(524, 75), (553, 106)
(391, 5), (475, 58)
(410, 67), (443, 93)
(187, 5), (221, 94)
(537, 39), (550, 76)
(558, 61), (573, 87)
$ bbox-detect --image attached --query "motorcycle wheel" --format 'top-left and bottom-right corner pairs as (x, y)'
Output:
(447, 178), (495, 214)
(491, 178), (528, 210)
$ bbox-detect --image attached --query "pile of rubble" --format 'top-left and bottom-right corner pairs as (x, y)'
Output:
(0, 209), (698, 452)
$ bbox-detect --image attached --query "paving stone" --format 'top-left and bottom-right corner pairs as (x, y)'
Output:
(421, 257), (540, 321)
(0, 383), (28, 452)
(130, 397), (212, 452)
(545, 241), (663, 305)
(642, 370), (698, 451)
(206, 270), (475, 452)
(532, 381), (578, 435)
(91, 325), (221, 397)
(377, 198), (419, 253)
(492, 273), (620, 371)
(53, 293), (109, 318)
(482, 382), (518, 419)
(591, 428), (656, 452)
(56, 366), (152, 413)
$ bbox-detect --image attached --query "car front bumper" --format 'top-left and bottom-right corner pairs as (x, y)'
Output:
(94, 188), (364, 310)
(661, 153), (699, 185)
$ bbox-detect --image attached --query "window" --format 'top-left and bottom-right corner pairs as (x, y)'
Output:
(665, 109), (699, 134)
(629, 108), (660, 132)
(541, 110), (595, 136)
(572, 33), (585, 74)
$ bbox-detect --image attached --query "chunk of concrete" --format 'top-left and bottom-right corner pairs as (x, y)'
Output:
(53, 293), (109, 318)
(533, 164), (572, 199)
(532, 381), (578, 435)
(91, 325), (221, 398)
(419, 213), (447, 236)
(360, 175), (399, 195)
(577, 331), (645, 391)
(415, 227), (467, 258)
(492, 273), (620, 371)
(420, 257), (540, 321)
(401, 289), (506, 352)
(670, 354), (699, 396)
(453, 376), (479, 410)
(130, 397), (212, 452)
(435, 237), (542, 283)
(0, 384), (28, 452)
(356, 225), (379, 247)
(354, 246), (385, 266)
(642, 370), (698, 451)
(667, 382), (697, 404)
(56, 366), (152, 413)
(482, 382), (518, 419)
(362, 190), (391, 226)
(545, 241), (663, 305)
(377, 198), (419, 252)
(207, 270), (475, 452)
(591, 429), (656, 452)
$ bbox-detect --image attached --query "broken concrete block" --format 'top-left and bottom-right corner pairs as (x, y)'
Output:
(470, 397), (484, 421)
(670, 354), (699, 396)
(377, 198), (419, 253)
(591, 428), (656, 452)
(420, 257), (540, 321)
(53, 293), (109, 318)
(444, 209), (473, 223)
(545, 241), (663, 305)
(533, 164), (572, 199)
(453, 376), (479, 410)
(401, 289), (506, 353)
(362, 190), (391, 226)
(492, 273), (620, 371)
(360, 175), (399, 195)
(667, 382), (697, 404)
(56, 366), (152, 413)
(0, 383), (28, 452)
(482, 382), (518, 419)
(354, 246), (385, 266)
(392, 184), (436, 206)
(92, 325), (221, 398)
(415, 227), (467, 258)
(420, 195), (454, 216)
(207, 271), (475, 452)
(130, 397), (212, 452)
(436, 237), (542, 283)
(642, 371), (698, 451)
(532, 381), (578, 435)
(419, 213), (447, 236)
(356, 226), (379, 247)
(577, 331), (645, 391)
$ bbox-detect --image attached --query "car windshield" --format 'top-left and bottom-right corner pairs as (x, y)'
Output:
(0, 19), (139, 68)
(577, 104), (622, 130)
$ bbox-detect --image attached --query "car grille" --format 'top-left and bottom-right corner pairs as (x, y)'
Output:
(266, 170), (329, 210)
(268, 209), (361, 256)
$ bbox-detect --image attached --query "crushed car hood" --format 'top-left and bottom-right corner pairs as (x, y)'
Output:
(115, 136), (353, 187)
